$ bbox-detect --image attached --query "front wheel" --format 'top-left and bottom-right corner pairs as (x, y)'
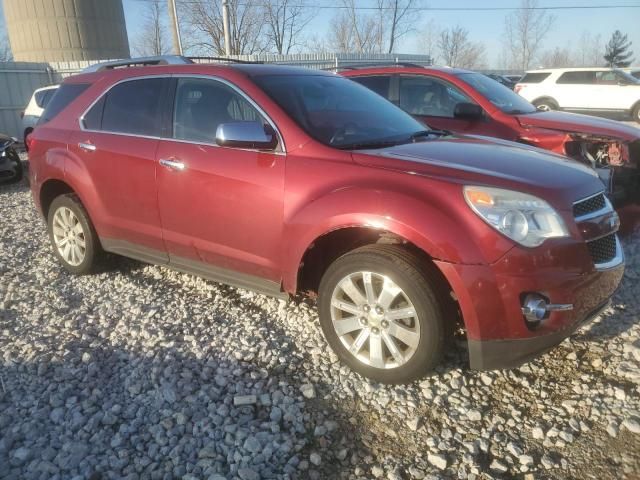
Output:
(0, 147), (22, 184)
(318, 245), (447, 384)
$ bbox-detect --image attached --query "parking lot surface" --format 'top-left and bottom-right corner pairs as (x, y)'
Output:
(1, 180), (639, 480)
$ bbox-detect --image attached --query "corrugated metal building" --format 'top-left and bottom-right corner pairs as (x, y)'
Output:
(3, 0), (130, 62)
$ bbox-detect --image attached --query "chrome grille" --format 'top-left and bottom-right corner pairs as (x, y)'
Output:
(573, 193), (606, 219)
(586, 234), (618, 265)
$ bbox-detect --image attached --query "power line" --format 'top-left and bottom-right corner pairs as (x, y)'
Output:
(131, 0), (640, 11)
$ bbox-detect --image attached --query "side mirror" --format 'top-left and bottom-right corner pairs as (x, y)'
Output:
(454, 102), (484, 120)
(216, 121), (277, 150)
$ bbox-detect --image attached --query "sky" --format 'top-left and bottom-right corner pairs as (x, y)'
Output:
(121, 0), (640, 67)
(2, 0), (640, 68)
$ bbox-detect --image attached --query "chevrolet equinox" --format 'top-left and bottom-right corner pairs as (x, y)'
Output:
(28, 57), (624, 383)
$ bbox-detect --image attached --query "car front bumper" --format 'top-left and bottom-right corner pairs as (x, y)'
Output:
(467, 300), (611, 370)
(434, 237), (625, 370)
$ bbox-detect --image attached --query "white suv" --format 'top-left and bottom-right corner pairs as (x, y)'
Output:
(22, 84), (59, 144)
(515, 68), (640, 123)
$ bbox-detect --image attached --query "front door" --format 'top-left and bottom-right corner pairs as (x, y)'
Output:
(156, 76), (285, 283)
(69, 77), (170, 258)
(397, 75), (496, 136)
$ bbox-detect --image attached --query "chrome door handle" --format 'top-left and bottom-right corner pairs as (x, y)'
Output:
(78, 142), (96, 152)
(159, 159), (186, 171)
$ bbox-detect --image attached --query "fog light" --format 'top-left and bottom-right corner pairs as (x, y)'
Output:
(521, 293), (573, 328)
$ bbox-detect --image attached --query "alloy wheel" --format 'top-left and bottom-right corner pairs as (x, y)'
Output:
(52, 207), (86, 266)
(330, 271), (421, 369)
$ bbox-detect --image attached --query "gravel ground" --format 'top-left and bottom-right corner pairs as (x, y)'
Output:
(1, 177), (639, 480)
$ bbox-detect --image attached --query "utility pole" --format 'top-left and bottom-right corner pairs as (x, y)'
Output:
(222, 0), (232, 56)
(168, 0), (183, 55)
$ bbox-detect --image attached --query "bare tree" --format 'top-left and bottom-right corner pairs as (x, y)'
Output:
(329, 0), (382, 53)
(132, 0), (171, 57)
(383, 0), (419, 53)
(262, 0), (314, 54)
(417, 18), (439, 64)
(539, 47), (575, 68)
(503, 0), (555, 70)
(576, 31), (605, 67)
(181, 0), (266, 55)
(437, 26), (485, 69)
(328, 0), (419, 54)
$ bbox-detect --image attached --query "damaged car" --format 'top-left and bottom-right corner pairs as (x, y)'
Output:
(341, 65), (640, 205)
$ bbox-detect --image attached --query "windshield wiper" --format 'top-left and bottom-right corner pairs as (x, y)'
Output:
(337, 139), (405, 150)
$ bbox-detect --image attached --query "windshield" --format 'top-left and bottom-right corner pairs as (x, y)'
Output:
(457, 72), (538, 114)
(252, 74), (428, 149)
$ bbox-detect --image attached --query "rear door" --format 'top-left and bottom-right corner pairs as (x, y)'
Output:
(156, 76), (285, 283)
(69, 77), (170, 259)
(553, 71), (597, 109)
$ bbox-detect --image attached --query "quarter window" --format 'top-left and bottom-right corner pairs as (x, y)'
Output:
(399, 76), (473, 117)
(350, 76), (392, 99)
(39, 83), (90, 124)
(172, 78), (263, 144)
(519, 72), (551, 83)
(90, 78), (167, 136)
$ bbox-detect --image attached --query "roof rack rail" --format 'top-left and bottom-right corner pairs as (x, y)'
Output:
(81, 55), (194, 73)
(188, 56), (263, 64)
(325, 62), (428, 71)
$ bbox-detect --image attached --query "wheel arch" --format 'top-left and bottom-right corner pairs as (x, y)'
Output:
(531, 96), (558, 108)
(39, 178), (76, 219)
(295, 225), (462, 325)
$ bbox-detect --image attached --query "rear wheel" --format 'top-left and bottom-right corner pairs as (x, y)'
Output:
(48, 194), (102, 274)
(533, 98), (558, 112)
(318, 245), (447, 384)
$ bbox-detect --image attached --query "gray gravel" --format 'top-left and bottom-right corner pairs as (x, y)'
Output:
(1, 178), (640, 480)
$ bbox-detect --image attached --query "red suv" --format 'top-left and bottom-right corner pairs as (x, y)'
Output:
(342, 65), (640, 206)
(29, 57), (624, 383)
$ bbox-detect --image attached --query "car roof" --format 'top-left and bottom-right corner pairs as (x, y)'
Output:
(524, 67), (622, 73)
(66, 62), (336, 84)
(341, 65), (474, 76)
(35, 84), (59, 92)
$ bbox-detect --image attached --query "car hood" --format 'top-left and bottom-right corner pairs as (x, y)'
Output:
(515, 111), (640, 142)
(352, 135), (603, 206)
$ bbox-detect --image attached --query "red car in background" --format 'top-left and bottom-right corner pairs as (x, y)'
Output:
(342, 65), (640, 221)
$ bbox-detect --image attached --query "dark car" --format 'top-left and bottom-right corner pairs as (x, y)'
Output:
(28, 56), (623, 383)
(0, 134), (23, 184)
(341, 65), (640, 206)
(486, 73), (517, 90)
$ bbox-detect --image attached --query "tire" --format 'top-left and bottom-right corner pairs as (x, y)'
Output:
(533, 98), (558, 112)
(47, 194), (102, 275)
(632, 103), (640, 124)
(318, 245), (447, 384)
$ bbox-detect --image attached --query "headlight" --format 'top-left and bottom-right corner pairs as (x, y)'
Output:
(464, 186), (569, 247)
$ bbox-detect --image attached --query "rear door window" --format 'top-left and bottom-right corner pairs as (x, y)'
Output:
(556, 71), (596, 84)
(98, 78), (168, 137)
(38, 83), (90, 124)
(350, 76), (392, 99)
(519, 72), (551, 83)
